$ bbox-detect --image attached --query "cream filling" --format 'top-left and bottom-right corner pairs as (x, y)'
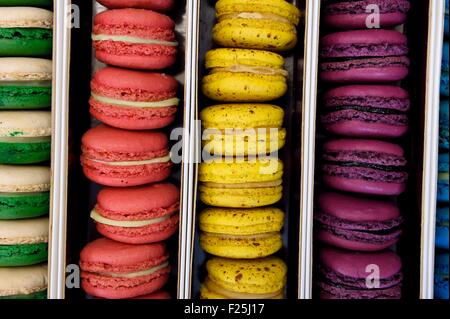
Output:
(202, 232), (278, 240)
(90, 209), (172, 228)
(218, 12), (292, 25)
(203, 179), (282, 189)
(89, 154), (171, 167)
(92, 34), (178, 46)
(0, 80), (52, 87)
(205, 278), (283, 299)
(0, 136), (51, 143)
(97, 262), (169, 279)
(91, 93), (179, 108)
(210, 65), (288, 77)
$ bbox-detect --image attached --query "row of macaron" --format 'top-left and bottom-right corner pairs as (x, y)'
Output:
(78, 0), (181, 300)
(0, 1), (54, 300)
(313, 0), (414, 299)
(197, 0), (301, 300)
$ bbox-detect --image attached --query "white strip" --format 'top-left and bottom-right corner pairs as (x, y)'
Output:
(90, 209), (171, 228)
(92, 34), (178, 46)
(99, 262), (169, 279)
(0, 81), (52, 87)
(90, 154), (172, 166)
(91, 93), (179, 108)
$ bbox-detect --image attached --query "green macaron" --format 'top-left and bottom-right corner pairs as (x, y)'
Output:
(0, 264), (47, 299)
(0, 217), (48, 266)
(0, 7), (53, 57)
(0, 111), (51, 164)
(0, 58), (52, 109)
(0, 0), (52, 6)
(0, 165), (50, 219)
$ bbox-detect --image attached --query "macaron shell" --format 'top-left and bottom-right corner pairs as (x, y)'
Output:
(0, 216), (49, 245)
(0, 7), (52, 28)
(96, 0), (174, 11)
(0, 192), (49, 219)
(0, 165), (50, 193)
(0, 86), (52, 110)
(0, 243), (48, 266)
(0, 140), (51, 164)
(0, 264), (47, 297)
(205, 48), (285, 69)
(323, 174), (406, 196)
(323, 120), (408, 138)
(0, 30), (52, 57)
(319, 281), (401, 299)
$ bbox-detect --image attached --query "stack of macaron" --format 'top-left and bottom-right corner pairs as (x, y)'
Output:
(79, 0), (179, 299)
(0, 0), (53, 299)
(435, 4), (449, 299)
(198, 0), (301, 299)
(315, 0), (412, 299)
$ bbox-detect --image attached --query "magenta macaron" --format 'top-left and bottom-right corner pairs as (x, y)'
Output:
(90, 67), (179, 130)
(315, 192), (403, 251)
(91, 183), (180, 244)
(322, 0), (411, 30)
(322, 139), (408, 196)
(320, 30), (409, 83)
(321, 85), (410, 138)
(318, 247), (403, 299)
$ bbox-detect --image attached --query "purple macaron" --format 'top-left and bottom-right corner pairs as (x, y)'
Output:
(321, 85), (410, 138)
(322, 0), (411, 30)
(320, 30), (410, 83)
(322, 139), (408, 196)
(315, 192), (403, 251)
(318, 247), (403, 299)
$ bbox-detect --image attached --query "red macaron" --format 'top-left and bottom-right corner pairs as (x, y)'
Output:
(81, 125), (172, 187)
(93, 9), (178, 70)
(97, 0), (174, 12)
(80, 238), (170, 299)
(90, 67), (179, 130)
(91, 183), (180, 244)
(321, 139), (408, 196)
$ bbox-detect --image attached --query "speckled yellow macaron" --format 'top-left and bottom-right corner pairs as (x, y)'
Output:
(202, 48), (288, 102)
(199, 207), (284, 258)
(213, 0), (301, 51)
(201, 104), (286, 156)
(200, 256), (287, 299)
(199, 158), (283, 208)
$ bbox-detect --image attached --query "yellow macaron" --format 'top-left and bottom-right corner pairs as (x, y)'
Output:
(199, 158), (283, 208)
(213, 0), (301, 51)
(199, 207), (284, 259)
(201, 104), (286, 156)
(200, 256), (287, 299)
(202, 48), (288, 102)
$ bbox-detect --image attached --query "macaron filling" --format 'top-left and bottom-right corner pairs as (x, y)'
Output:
(90, 209), (174, 228)
(93, 262), (169, 279)
(321, 106), (409, 126)
(218, 12), (293, 25)
(209, 65), (288, 77)
(202, 179), (282, 189)
(88, 154), (171, 167)
(91, 34), (178, 46)
(91, 93), (180, 108)
(320, 56), (410, 72)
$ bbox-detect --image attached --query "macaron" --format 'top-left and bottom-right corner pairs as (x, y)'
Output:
(434, 252), (449, 299)
(315, 192), (402, 251)
(203, 48), (288, 102)
(91, 183), (180, 244)
(81, 125), (172, 187)
(201, 104), (286, 156)
(322, 139), (408, 196)
(0, 111), (51, 164)
(320, 30), (409, 83)
(97, 0), (173, 11)
(90, 67), (179, 130)
(435, 206), (449, 250)
(199, 158), (283, 208)
(0, 0), (52, 6)
(321, 85), (410, 138)
(199, 207), (284, 259)
(0, 264), (47, 299)
(438, 153), (449, 203)
(440, 100), (449, 150)
(92, 9), (177, 70)
(0, 7), (52, 57)
(442, 42), (449, 97)
(0, 216), (48, 266)
(200, 257), (287, 299)
(445, 0), (449, 37)
(322, 0), (410, 29)
(0, 165), (50, 220)
(318, 247), (403, 299)
(213, 0), (300, 51)
(0, 57), (52, 109)
(80, 238), (170, 299)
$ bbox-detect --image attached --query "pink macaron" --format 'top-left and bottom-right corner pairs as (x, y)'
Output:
(80, 238), (170, 299)
(91, 183), (180, 244)
(315, 192), (403, 251)
(322, 139), (408, 196)
(97, 0), (174, 12)
(321, 85), (410, 138)
(93, 9), (178, 70)
(90, 67), (179, 130)
(81, 124), (172, 187)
